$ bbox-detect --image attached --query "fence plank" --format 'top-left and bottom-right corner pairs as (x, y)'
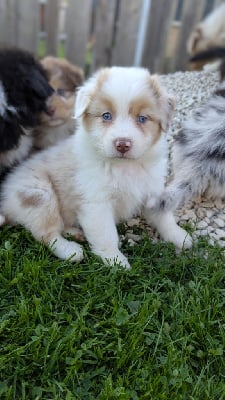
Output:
(112, 0), (143, 66)
(174, 0), (206, 71)
(142, 0), (175, 73)
(65, 0), (92, 68)
(0, 0), (17, 48)
(91, 0), (117, 72)
(16, 0), (39, 53)
(45, 0), (59, 55)
(0, 0), (39, 53)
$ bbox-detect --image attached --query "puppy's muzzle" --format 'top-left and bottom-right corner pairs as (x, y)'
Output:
(114, 138), (132, 154)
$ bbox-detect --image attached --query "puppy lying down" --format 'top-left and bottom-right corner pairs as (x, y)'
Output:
(0, 67), (192, 268)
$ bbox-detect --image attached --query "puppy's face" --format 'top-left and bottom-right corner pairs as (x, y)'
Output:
(38, 76), (75, 127)
(75, 67), (174, 159)
(39, 56), (84, 127)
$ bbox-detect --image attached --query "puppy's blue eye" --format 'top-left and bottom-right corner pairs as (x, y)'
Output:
(102, 112), (112, 121)
(137, 115), (148, 124)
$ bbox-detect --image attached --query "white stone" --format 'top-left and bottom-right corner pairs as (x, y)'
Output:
(215, 229), (225, 239)
(205, 209), (214, 218)
(197, 221), (208, 229)
(127, 238), (136, 247)
(213, 218), (225, 228)
(218, 240), (225, 248)
(214, 199), (224, 209)
(126, 233), (142, 242)
(199, 230), (209, 236)
(196, 209), (206, 219)
(180, 214), (190, 221)
(127, 218), (140, 227)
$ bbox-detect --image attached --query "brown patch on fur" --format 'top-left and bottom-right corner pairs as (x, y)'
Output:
(18, 191), (44, 208)
(129, 97), (162, 144)
(41, 56), (84, 92)
(82, 73), (115, 131)
(188, 59), (206, 71)
(39, 91), (75, 126)
(33, 57), (83, 148)
(129, 97), (158, 122)
(38, 56), (83, 127)
(148, 76), (175, 133)
(148, 75), (164, 100)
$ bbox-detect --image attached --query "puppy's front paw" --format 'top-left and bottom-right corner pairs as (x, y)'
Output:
(101, 251), (131, 269)
(166, 225), (192, 249)
(49, 237), (84, 262)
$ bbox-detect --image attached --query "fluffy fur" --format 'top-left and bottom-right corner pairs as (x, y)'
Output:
(158, 62), (225, 212)
(187, 3), (225, 59)
(33, 56), (84, 149)
(0, 48), (53, 174)
(0, 67), (192, 268)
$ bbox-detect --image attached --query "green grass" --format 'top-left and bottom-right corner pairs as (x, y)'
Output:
(1, 224), (225, 399)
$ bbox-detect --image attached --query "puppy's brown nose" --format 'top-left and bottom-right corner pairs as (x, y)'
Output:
(114, 138), (132, 154)
(45, 105), (55, 116)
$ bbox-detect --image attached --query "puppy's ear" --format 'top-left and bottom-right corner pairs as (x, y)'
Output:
(187, 27), (202, 55)
(149, 75), (175, 132)
(74, 86), (92, 119)
(74, 68), (109, 119)
(74, 72), (100, 118)
(160, 95), (175, 132)
(62, 65), (84, 90)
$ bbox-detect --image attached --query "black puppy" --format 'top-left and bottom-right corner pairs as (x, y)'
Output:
(0, 48), (54, 178)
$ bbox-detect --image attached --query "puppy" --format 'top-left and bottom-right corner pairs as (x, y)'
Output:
(158, 61), (225, 213)
(0, 48), (54, 224)
(0, 67), (192, 268)
(0, 48), (54, 175)
(187, 3), (225, 62)
(33, 56), (84, 149)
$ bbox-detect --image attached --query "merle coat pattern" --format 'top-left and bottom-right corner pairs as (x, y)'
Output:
(159, 61), (225, 212)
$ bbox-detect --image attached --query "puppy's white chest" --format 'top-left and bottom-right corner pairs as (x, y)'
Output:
(108, 163), (156, 221)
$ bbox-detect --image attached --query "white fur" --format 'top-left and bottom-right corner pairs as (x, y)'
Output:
(0, 67), (192, 268)
(0, 80), (17, 117)
(0, 134), (33, 170)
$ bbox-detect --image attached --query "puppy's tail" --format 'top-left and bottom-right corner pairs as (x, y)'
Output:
(157, 180), (194, 212)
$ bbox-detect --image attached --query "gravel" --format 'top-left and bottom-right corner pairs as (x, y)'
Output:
(125, 69), (225, 247)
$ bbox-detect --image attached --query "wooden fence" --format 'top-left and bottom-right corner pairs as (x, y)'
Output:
(0, 0), (224, 75)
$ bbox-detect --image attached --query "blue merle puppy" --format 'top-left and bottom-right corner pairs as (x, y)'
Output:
(158, 59), (225, 212)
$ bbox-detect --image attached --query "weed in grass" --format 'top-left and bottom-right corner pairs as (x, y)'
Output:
(1, 225), (225, 399)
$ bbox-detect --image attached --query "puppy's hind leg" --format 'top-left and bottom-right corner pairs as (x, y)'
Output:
(16, 187), (83, 262)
